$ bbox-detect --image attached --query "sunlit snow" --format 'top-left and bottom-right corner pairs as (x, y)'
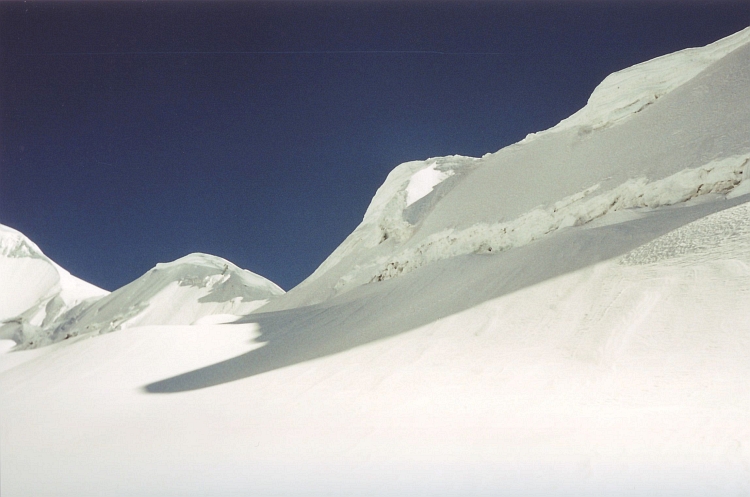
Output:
(2, 26), (750, 497)
(405, 161), (454, 206)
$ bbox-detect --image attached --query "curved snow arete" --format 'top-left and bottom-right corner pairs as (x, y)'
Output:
(2, 245), (284, 349)
(278, 26), (750, 307)
(0, 224), (108, 346)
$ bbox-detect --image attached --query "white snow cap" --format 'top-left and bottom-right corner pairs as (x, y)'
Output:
(0, 224), (108, 344)
(1, 223), (284, 349)
(276, 26), (750, 307)
(23, 252), (284, 348)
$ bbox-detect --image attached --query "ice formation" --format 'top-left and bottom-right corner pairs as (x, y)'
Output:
(1, 237), (284, 349)
(0, 224), (108, 346)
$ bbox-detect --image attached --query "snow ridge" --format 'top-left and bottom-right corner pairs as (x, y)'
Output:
(340, 155), (749, 286)
(527, 26), (750, 140)
(15, 253), (285, 349)
(298, 155), (479, 288)
(0, 225), (108, 346)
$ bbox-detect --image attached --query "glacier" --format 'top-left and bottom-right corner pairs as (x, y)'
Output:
(2, 26), (750, 497)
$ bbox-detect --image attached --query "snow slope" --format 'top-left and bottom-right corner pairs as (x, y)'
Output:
(3, 27), (750, 497)
(1, 223), (283, 349)
(2, 195), (749, 497)
(0, 224), (108, 345)
(14, 251), (284, 349)
(271, 26), (750, 309)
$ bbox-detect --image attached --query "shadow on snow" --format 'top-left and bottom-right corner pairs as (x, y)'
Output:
(144, 195), (749, 393)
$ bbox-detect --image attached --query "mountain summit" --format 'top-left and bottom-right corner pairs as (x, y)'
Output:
(0, 229), (283, 348)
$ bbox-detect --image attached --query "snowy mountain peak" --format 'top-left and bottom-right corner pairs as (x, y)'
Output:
(1, 224), (283, 349)
(268, 27), (750, 310)
(0, 224), (108, 346)
(152, 252), (285, 300)
(0, 224), (47, 260)
(27, 252), (284, 348)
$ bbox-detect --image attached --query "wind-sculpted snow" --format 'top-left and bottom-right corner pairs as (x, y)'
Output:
(621, 200), (750, 266)
(1, 228), (284, 350)
(338, 155), (750, 285)
(273, 27), (750, 308)
(297, 155), (479, 287)
(22, 253), (284, 349)
(0, 224), (108, 346)
(529, 25), (750, 140)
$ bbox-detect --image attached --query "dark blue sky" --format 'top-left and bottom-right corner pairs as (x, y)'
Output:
(2, 1), (749, 291)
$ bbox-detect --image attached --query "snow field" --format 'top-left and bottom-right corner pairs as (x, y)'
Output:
(2, 208), (750, 495)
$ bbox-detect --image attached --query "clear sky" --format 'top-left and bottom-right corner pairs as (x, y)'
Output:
(2, 1), (749, 291)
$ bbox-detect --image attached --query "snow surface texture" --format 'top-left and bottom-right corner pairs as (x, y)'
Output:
(1, 237), (284, 349)
(357, 154), (750, 285)
(3, 26), (750, 497)
(0, 224), (108, 343)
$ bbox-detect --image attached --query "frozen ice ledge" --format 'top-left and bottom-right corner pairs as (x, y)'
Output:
(354, 155), (750, 286)
(284, 27), (750, 304)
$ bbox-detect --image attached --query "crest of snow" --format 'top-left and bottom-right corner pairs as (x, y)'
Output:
(405, 162), (455, 207)
(1, 224), (108, 346)
(341, 155), (749, 285)
(0, 224), (44, 259)
(519, 26), (750, 142)
(277, 28), (750, 300)
(0, 225), (106, 304)
(14, 252), (285, 349)
(297, 155), (479, 288)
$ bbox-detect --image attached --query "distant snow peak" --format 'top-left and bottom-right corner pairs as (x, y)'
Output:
(0, 224), (108, 348)
(0, 225), (43, 259)
(7, 251), (284, 349)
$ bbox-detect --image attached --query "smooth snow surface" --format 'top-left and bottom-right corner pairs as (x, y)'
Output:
(3, 27), (750, 497)
(405, 161), (455, 206)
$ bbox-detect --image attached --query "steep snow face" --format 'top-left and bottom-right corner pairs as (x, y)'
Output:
(272, 27), (750, 309)
(0, 224), (108, 345)
(282, 155), (480, 305)
(546, 25), (750, 136)
(23, 253), (285, 349)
